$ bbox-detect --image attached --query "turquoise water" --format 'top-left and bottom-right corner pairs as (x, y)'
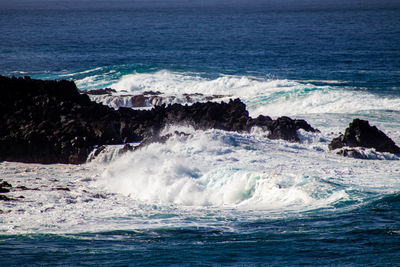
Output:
(1, 2), (400, 266)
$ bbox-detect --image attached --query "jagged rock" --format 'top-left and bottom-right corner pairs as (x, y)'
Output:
(329, 119), (400, 154)
(134, 131), (192, 151)
(205, 94), (229, 101)
(0, 76), (318, 164)
(92, 145), (107, 157)
(335, 147), (399, 160)
(0, 181), (12, 188)
(268, 117), (302, 142)
(0, 195), (15, 201)
(85, 88), (116, 95)
(88, 91), (229, 110)
(119, 144), (134, 155)
(134, 134), (172, 151)
(143, 90), (162, 95)
(16, 185), (39, 191)
(0, 76), (137, 164)
(0, 188), (10, 193)
(131, 94), (146, 107)
(54, 187), (70, 191)
(246, 115), (318, 142)
(0, 181), (12, 193)
(336, 148), (368, 159)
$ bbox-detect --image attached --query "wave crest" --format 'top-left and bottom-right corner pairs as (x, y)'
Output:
(98, 126), (350, 211)
(78, 69), (400, 117)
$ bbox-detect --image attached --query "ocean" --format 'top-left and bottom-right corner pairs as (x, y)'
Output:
(1, 1), (400, 265)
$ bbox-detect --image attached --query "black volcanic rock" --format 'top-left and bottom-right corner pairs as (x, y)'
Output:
(0, 195), (15, 201)
(0, 75), (125, 164)
(85, 88), (117, 95)
(329, 119), (400, 154)
(246, 115), (319, 142)
(0, 181), (11, 193)
(0, 76), (318, 164)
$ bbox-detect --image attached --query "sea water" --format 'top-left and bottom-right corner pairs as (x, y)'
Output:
(1, 1), (400, 265)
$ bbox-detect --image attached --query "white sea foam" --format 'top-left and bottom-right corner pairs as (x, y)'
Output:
(87, 92), (220, 110)
(99, 70), (400, 118)
(252, 88), (400, 117)
(86, 144), (138, 163)
(88, 94), (140, 110)
(98, 126), (400, 211)
(75, 71), (119, 90)
(1, 125), (400, 234)
(110, 70), (299, 98)
(1, 70), (400, 235)
(89, 70), (400, 144)
(59, 67), (105, 77)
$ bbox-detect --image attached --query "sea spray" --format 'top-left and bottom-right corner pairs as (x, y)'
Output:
(98, 126), (352, 210)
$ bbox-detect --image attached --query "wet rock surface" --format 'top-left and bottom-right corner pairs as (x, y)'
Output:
(0, 181), (12, 193)
(0, 195), (15, 201)
(87, 90), (230, 109)
(0, 180), (17, 201)
(1, 76), (124, 164)
(84, 88), (117, 95)
(335, 148), (369, 159)
(0, 76), (318, 164)
(329, 119), (400, 155)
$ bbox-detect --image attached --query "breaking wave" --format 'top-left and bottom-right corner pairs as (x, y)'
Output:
(97, 126), (379, 212)
(76, 69), (400, 118)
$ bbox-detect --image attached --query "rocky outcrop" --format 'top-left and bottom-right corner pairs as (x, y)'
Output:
(0, 76), (318, 164)
(84, 88), (117, 95)
(0, 76), (131, 164)
(329, 119), (400, 155)
(86, 90), (230, 109)
(0, 181), (12, 193)
(0, 180), (15, 201)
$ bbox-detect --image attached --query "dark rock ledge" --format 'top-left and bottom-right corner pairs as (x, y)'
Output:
(0, 76), (320, 164)
(329, 118), (400, 158)
(84, 88), (230, 109)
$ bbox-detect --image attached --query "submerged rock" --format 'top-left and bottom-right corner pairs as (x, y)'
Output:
(0, 76), (318, 164)
(329, 119), (400, 155)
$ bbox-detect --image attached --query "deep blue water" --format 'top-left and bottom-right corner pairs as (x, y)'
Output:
(2, 194), (400, 266)
(1, 5), (400, 92)
(1, 2), (400, 266)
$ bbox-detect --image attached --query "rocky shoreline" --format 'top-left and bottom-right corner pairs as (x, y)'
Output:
(0, 75), (399, 165)
(84, 88), (229, 110)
